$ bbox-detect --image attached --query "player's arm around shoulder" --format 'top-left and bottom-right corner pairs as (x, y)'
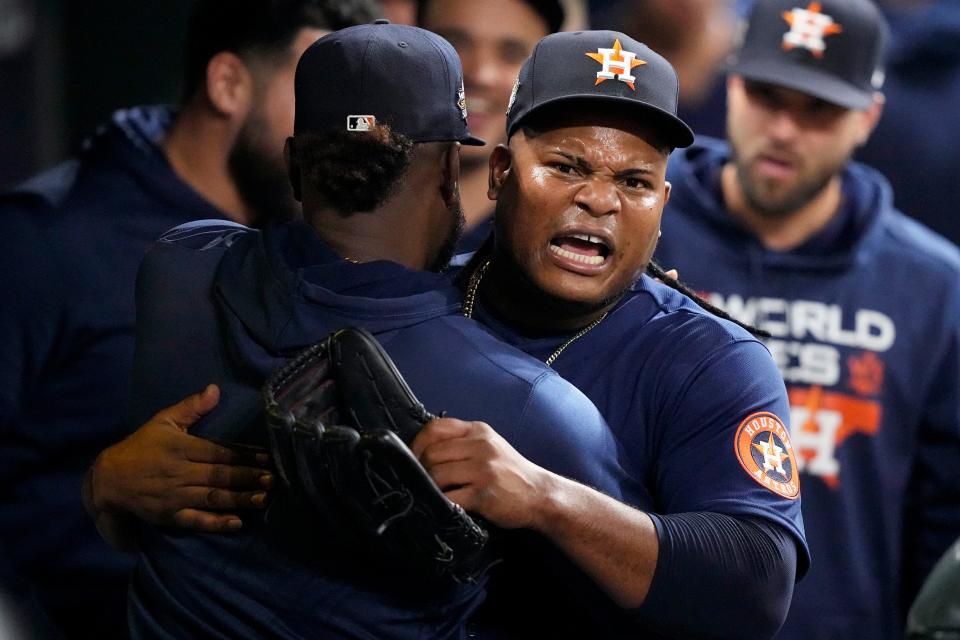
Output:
(82, 385), (274, 550)
(412, 371), (661, 609)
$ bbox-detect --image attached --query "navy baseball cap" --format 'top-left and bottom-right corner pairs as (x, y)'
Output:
(294, 20), (484, 145)
(730, 0), (889, 110)
(505, 30), (694, 148)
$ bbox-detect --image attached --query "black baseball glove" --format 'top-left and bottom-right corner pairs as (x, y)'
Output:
(263, 327), (490, 583)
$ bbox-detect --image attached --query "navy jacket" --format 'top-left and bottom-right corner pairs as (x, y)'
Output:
(657, 138), (960, 640)
(0, 106), (226, 638)
(128, 220), (627, 639)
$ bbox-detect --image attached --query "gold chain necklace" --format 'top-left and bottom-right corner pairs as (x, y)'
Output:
(462, 258), (608, 367)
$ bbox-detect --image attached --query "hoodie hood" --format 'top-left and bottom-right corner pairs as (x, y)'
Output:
(214, 222), (462, 375)
(884, 1), (960, 66)
(80, 106), (226, 220)
(5, 105), (227, 226)
(664, 137), (896, 273)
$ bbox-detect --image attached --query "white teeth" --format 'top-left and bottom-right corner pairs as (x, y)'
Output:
(569, 233), (605, 246)
(549, 244), (605, 265)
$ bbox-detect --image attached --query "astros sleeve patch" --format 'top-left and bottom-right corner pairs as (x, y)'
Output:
(734, 412), (800, 500)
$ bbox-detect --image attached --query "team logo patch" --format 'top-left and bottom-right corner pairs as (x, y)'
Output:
(734, 412), (800, 500)
(782, 2), (843, 58)
(347, 115), (376, 131)
(457, 82), (468, 120)
(585, 38), (646, 90)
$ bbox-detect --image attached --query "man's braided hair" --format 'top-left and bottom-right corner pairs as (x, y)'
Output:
(646, 260), (770, 338)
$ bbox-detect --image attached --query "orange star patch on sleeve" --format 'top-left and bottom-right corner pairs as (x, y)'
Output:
(734, 412), (800, 499)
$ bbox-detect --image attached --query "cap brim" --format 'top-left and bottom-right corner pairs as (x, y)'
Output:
(510, 94), (695, 149)
(730, 59), (874, 110)
(410, 133), (486, 146)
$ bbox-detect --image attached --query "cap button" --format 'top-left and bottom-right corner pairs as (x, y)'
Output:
(373, 18), (390, 24)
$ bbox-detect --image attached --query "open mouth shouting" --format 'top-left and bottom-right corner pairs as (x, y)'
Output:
(548, 232), (613, 273)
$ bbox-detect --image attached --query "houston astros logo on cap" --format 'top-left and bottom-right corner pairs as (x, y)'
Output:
(782, 2), (843, 57)
(585, 39), (646, 90)
(734, 412), (800, 499)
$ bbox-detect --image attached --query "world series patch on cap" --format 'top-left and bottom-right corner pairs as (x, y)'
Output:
(731, 0), (889, 109)
(505, 30), (694, 149)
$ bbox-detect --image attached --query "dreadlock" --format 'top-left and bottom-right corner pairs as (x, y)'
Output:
(646, 259), (770, 339)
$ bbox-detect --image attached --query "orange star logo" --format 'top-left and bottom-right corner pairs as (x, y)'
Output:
(782, 2), (843, 58)
(585, 38), (646, 90)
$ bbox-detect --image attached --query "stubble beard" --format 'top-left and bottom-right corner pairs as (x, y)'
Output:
(731, 143), (843, 220)
(228, 110), (301, 226)
(429, 196), (466, 273)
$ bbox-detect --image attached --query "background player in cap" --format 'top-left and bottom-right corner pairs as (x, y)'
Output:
(416, 0), (564, 252)
(654, 1), (960, 638)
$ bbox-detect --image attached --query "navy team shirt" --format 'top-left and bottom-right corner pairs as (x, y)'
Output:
(471, 273), (809, 637)
(656, 138), (960, 640)
(127, 220), (628, 640)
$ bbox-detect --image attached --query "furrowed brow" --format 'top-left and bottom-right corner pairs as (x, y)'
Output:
(615, 166), (657, 180)
(555, 151), (592, 172)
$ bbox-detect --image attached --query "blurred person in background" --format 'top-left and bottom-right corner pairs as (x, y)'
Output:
(654, 0), (960, 638)
(0, 1), (376, 637)
(379, 0), (417, 24)
(416, 0), (564, 252)
(856, 0), (960, 245)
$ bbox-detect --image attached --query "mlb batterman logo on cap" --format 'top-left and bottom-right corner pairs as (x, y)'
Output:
(294, 20), (484, 146)
(731, 0), (889, 110)
(505, 30), (695, 149)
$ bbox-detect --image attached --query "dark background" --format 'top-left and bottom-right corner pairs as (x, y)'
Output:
(0, 0), (194, 187)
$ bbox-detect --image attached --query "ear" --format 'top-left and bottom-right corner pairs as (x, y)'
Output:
(663, 180), (672, 207)
(855, 92), (885, 146)
(284, 137), (302, 202)
(204, 51), (254, 119)
(487, 144), (512, 200)
(440, 142), (461, 208)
